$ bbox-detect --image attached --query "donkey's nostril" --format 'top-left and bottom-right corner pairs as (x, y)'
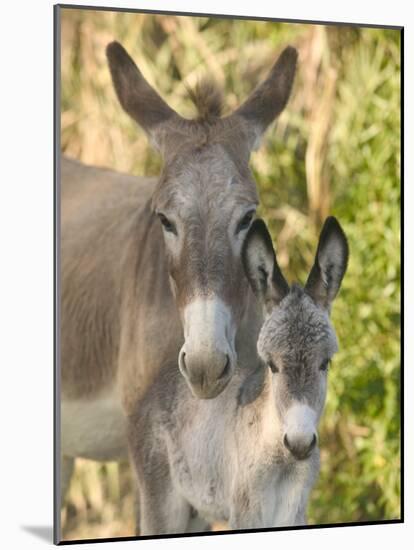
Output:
(218, 354), (231, 380)
(284, 433), (317, 460)
(178, 348), (233, 398)
(309, 433), (317, 452)
(179, 351), (188, 375)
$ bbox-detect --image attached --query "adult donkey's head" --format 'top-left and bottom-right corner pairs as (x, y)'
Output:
(107, 41), (297, 398)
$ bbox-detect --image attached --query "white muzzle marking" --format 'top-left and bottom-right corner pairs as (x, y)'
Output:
(181, 297), (235, 358)
(178, 297), (236, 397)
(284, 402), (318, 450)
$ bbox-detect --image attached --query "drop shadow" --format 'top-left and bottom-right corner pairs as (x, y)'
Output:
(21, 525), (54, 543)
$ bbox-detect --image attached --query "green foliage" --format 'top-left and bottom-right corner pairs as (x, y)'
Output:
(307, 29), (401, 524)
(60, 8), (401, 538)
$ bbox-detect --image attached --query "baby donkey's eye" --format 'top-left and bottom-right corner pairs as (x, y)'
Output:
(235, 209), (255, 234)
(319, 359), (330, 372)
(157, 213), (177, 235)
(267, 359), (279, 373)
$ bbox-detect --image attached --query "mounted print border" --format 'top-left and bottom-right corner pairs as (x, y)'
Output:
(54, 4), (403, 545)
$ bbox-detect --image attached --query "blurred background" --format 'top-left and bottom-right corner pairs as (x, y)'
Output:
(60, 7), (401, 541)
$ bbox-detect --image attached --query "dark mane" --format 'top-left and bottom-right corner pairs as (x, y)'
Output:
(187, 78), (224, 123)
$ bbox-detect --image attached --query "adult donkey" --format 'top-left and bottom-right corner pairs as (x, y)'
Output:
(60, 41), (298, 509)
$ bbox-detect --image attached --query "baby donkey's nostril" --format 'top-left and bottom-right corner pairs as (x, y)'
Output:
(283, 433), (317, 460)
(307, 433), (317, 454)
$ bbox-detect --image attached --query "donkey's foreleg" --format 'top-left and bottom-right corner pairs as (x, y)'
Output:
(272, 459), (319, 527)
(293, 499), (308, 526)
(229, 485), (264, 530)
(272, 483), (311, 527)
(138, 479), (192, 536)
(60, 456), (75, 507)
(127, 422), (192, 535)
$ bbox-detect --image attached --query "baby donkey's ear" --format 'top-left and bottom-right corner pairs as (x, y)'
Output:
(305, 216), (349, 310)
(242, 219), (289, 313)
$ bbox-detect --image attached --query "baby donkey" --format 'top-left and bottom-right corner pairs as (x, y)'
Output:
(130, 217), (349, 535)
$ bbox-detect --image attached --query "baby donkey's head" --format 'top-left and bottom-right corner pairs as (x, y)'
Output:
(242, 217), (348, 461)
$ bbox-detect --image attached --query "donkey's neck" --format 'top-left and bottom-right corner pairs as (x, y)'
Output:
(236, 365), (282, 452)
(260, 370), (282, 448)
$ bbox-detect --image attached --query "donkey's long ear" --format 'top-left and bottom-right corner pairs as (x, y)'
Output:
(232, 46), (298, 151)
(242, 219), (289, 313)
(106, 42), (181, 151)
(305, 217), (349, 310)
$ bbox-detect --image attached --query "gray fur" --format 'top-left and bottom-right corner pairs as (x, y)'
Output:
(130, 218), (348, 534)
(60, 42), (297, 518)
(257, 284), (337, 406)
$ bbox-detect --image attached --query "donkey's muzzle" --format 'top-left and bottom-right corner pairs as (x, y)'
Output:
(178, 349), (233, 399)
(283, 433), (317, 461)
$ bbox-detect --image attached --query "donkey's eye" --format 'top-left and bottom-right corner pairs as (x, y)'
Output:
(158, 213), (177, 235)
(319, 360), (330, 372)
(267, 360), (279, 373)
(236, 210), (255, 234)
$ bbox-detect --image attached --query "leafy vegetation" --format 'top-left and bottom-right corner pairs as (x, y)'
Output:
(60, 8), (401, 540)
